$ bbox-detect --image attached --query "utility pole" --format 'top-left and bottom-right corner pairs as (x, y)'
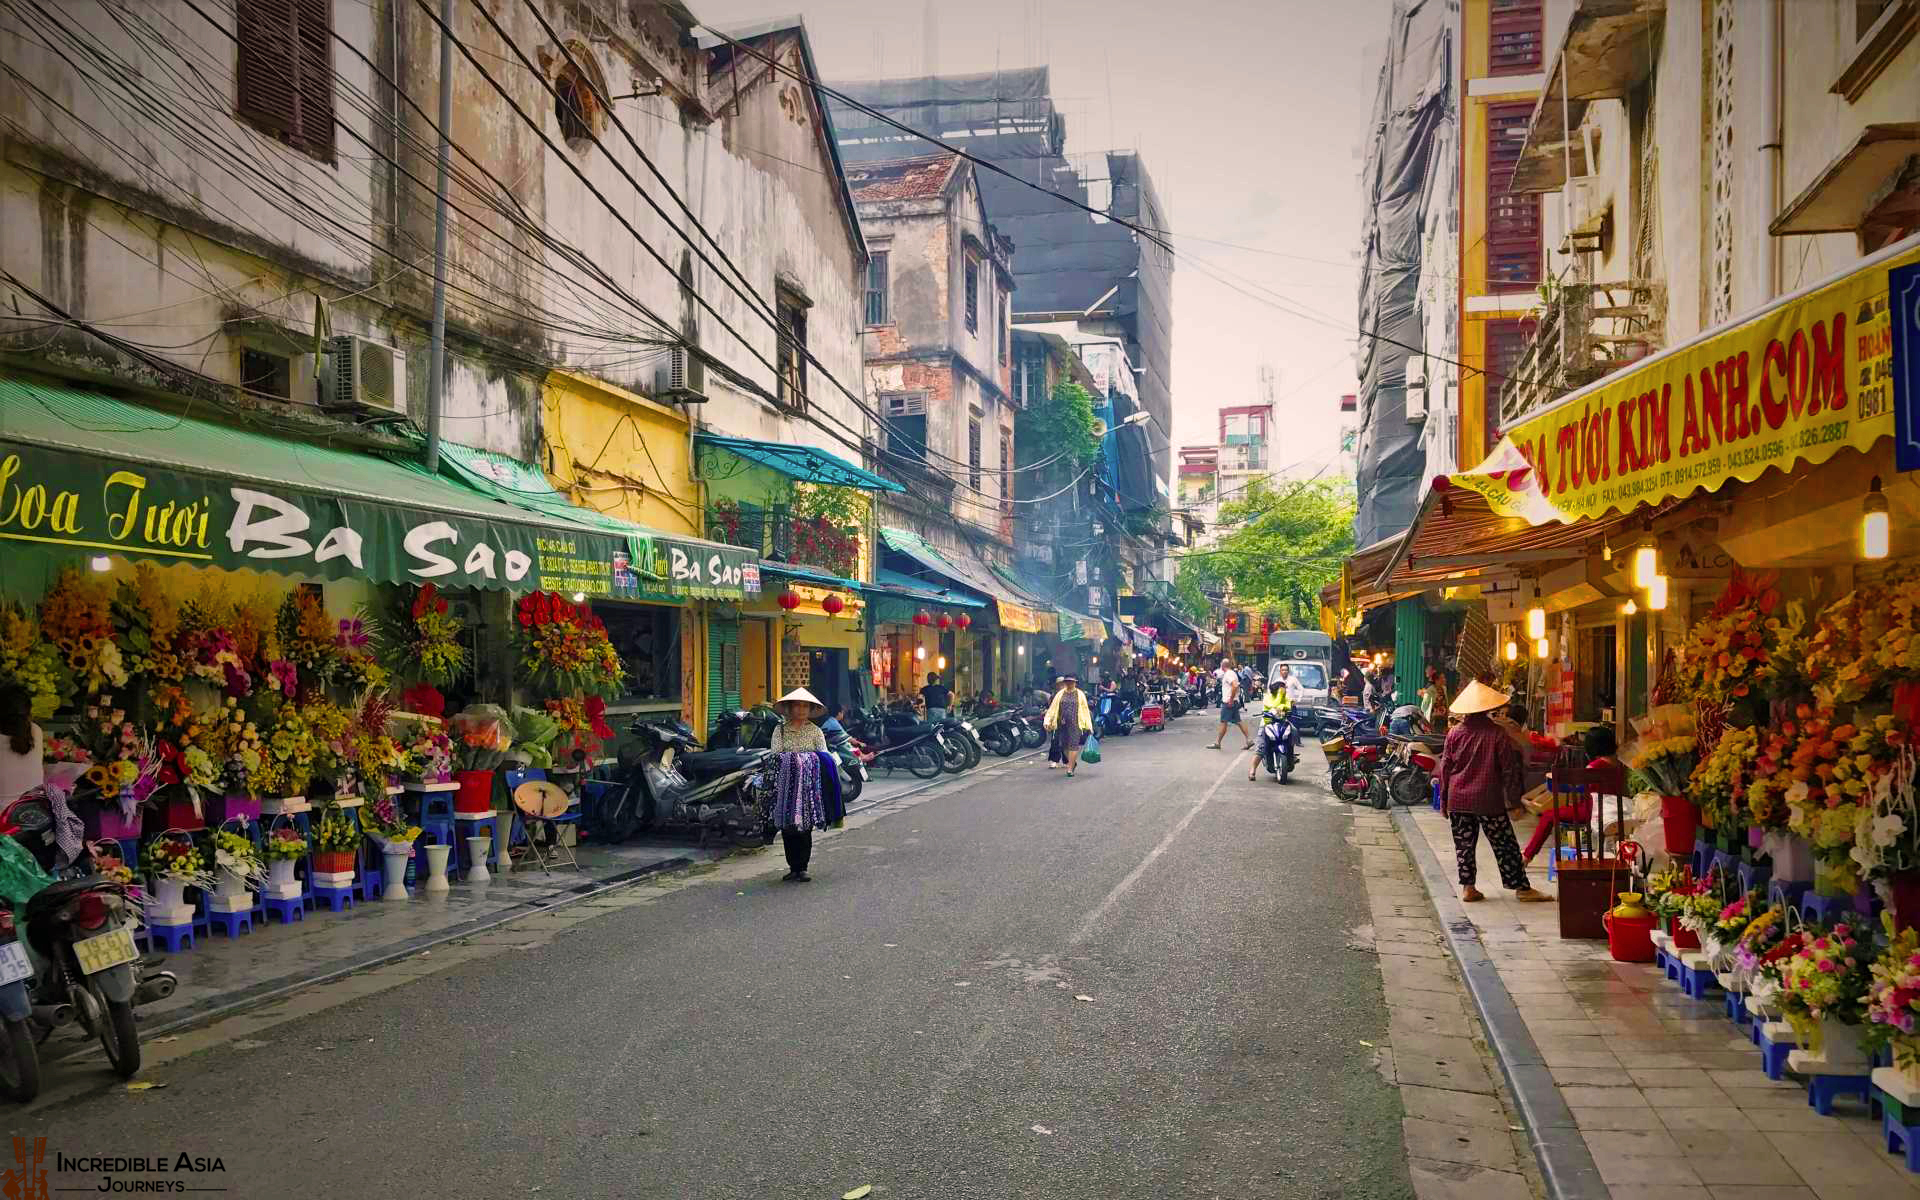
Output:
(424, 0), (454, 474)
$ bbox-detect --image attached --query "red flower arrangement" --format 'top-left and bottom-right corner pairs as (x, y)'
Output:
(514, 591), (624, 699)
(400, 683), (446, 718)
(546, 694), (617, 763)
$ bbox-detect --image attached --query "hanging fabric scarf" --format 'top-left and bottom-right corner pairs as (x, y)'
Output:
(770, 752), (825, 832)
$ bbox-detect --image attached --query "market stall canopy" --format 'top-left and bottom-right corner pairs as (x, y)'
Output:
(0, 382), (639, 597)
(695, 433), (904, 492)
(866, 567), (985, 625)
(1055, 607), (1103, 642)
(437, 442), (758, 600)
(1378, 234), (1920, 592)
(879, 527), (1049, 614)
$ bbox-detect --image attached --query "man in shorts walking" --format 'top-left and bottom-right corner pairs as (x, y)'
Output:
(1209, 657), (1252, 750)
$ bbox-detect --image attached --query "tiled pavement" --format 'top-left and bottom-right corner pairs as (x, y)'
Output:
(1401, 805), (1920, 1200)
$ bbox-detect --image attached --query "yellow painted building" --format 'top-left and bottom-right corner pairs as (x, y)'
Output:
(540, 369), (704, 538)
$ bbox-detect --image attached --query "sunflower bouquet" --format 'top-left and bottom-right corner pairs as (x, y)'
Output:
(278, 589), (343, 685)
(514, 591), (624, 699)
(111, 566), (183, 683)
(40, 568), (126, 694)
(75, 705), (161, 819)
(199, 697), (264, 795)
(0, 602), (72, 720)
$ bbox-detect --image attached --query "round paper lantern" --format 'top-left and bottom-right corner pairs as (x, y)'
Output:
(821, 593), (845, 616)
(1226, 615), (1238, 632)
(776, 589), (802, 612)
(956, 614), (972, 630)
(913, 610), (932, 627)
(937, 614), (953, 630)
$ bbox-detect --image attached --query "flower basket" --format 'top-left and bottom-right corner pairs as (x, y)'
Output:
(312, 850), (356, 874)
(1660, 795), (1698, 855)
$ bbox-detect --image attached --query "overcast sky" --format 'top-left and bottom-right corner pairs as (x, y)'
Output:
(696, 0), (1381, 479)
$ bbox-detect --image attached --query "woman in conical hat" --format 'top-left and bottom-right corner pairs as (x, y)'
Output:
(769, 689), (829, 882)
(1436, 679), (1553, 904)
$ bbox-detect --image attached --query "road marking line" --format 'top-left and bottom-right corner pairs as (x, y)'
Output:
(1067, 747), (1247, 946)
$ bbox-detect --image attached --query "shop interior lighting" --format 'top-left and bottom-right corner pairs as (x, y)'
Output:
(1525, 605), (1546, 639)
(937, 655), (948, 670)
(1534, 636), (1551, 658)
(1504, 639), (1518, 662)
(1017, 645), (1025, 655)
(571, 591), (586, 602)
(1632, 529), (1659, 588)
(1601, 542), (1612, 562)
(1863, 476), (1891, 560)
(1647, 574), (1669, 611)
(915, 646), (926, 661)
(1621, 598), (1638, 616)
(88, 555), (111, 572)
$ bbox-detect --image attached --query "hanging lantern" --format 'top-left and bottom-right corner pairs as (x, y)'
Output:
(821, 593), (845, 616)
(937, 614), (953, 630)
(776, 589), (802, 612)
(1226, 615), (1238, 632)
(957, 614), (972, 630)
(913, 610), (932, 627)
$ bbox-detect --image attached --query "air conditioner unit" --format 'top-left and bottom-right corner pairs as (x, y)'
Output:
(1404, 354), (1429, 423)
(324, 335), (406, 415)
(653, 345), (707, 403)
(1566, 177), (1599, 228)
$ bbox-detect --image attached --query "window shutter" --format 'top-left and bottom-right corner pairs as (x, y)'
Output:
(236, 0), (300, 141)
(1484, 316), (1536, 447)
(294, 0), (336, 161)
(1488, 0), (1544, 75)
(1485, 101), (1540, 289)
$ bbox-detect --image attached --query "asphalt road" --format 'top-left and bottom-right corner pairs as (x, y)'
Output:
(17, 722), (1412, 1200)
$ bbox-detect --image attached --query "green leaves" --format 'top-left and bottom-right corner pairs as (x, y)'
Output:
(1176, 477), (1355, 630)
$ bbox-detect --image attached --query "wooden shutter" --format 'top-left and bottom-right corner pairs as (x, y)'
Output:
(1485, 101), (1540, 289)
(236, 0), (335, 163)
(1483, 316), (1536, 447)
(1488, 0), (1544, 75)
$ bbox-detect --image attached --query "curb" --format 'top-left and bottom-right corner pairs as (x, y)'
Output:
(1391, 807), (1610, 1200)
(48, 852), (699, 1061)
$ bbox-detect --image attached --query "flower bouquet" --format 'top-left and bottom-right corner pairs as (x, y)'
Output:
(1773, 920), (1874, 1062)
(263, 825), (310, 862)
(359, 792), (421, 850)
(544, 695), (615, 767)
(73, 706), (162, 834)
(1733, 905), (1788, 1000)
(0, 601), (72, 719)
(514, 591), (624, 699)
(309, 807), (357, 875)
(450, 705), (516, 815)
(1866, 918), (1920, 1084)
(210, 828), (264, 901)
(277, 588), (344, 688)
(140, 831), (212, 917)
(364, 583), (469, 687)
(1690, 724), (1759, 839)
(1630, 734), (1699, 796)
(393, 718), (453, 784)
(40, 567), (127, 694)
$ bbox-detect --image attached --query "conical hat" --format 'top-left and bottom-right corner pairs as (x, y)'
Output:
(776, 687), (825, 715)
(1449, 679), (1511, 716)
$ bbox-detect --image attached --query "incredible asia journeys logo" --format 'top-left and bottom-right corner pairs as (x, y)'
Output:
(7, 1136), (228, 1195)
(1464, 262), (1901, 524)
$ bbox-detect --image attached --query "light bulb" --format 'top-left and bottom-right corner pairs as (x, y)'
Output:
(1647, 574), (1669, 611)
(572, 591), (586, 603)
(1535, 636), (1551, 658)
(916, 646), (926, 661)
(1632, 537), (1658, 588)
(1526, 606), (1546, 639)
(937, 655), (948, 670)
(1017, 645), (1026, 655)
(1621, 598), (1638, 615)
(88, 555), (111, 572)
(1864, 476), (1891, 560)
(1504, 640), (1518, 662)
(1602, 542), (1612, 562)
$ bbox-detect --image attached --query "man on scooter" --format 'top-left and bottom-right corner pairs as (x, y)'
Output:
(1249, 679), (1293, 781)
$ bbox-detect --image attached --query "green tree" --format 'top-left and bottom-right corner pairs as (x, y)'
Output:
(1014, 379), (1099, 493)
(1175, 477), (1355, 630)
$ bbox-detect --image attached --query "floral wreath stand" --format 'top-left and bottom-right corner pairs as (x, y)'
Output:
(143, 829), (208, 954)
(259, 808), (309, 925)
(204, 817), (258, 938)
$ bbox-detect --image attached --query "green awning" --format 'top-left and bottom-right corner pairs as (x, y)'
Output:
(696, 433), (904, 492)
(1, 381), (624, 596)
(438, 443), (757, 600)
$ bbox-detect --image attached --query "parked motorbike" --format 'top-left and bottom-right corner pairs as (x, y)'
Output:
(699, 707), (868, 804)
(845, 709), (945, 779)
(1373, 733), (1443, 810)
(1, 793), (177, 1086)
(968, 709), (1024, 757)
(823, 725), (868, 805)
(0, 878), (35, 1101)
(934, 714), (982, 772)
(1015, 707), (1049, 749)
(1254, 706), (1301, 783)
(1324, 710), (1391, 804)
(595, 719), (775, 842)
(1097, 692), (1137, 738)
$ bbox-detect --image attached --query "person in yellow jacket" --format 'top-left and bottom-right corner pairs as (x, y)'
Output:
(1044, 674), (1096, 778)
(1249, 679), (1291, 781)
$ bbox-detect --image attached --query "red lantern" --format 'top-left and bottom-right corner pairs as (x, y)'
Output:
(777, 589), (802, 612)
(821, 593), (846, 616)
(913, 610), (932, 627)
(957, 614), (972, 630)
(937, 614), (953, 630)
(1226, 615), (1238, 632)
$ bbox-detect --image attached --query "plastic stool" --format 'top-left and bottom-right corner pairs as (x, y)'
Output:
(453, 812), (498, 874)
(1769, 880), (1811, 913)
(1738, 858), (1771, 894)
(1759, 1022), (1799, 1079)
(1802, 891), (1863, 927)
(263, 893), (305, 924)
(146, 920), (196, 952)
(312, 883), (355, 912)
(1809, 1073), (1872, 1115)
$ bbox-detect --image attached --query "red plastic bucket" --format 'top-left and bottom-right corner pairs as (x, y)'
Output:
(1660, 794), (1698, 855)
(455, 769), (496, 817)
(1603, 910), (1656, 963)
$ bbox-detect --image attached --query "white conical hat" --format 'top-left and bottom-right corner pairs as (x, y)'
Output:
(1449, 679), (1511, 716)
(776, 687), (825, 713)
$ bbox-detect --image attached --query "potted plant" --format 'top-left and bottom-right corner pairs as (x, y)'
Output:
(263, 817), (311, 894)
(140, 833), (208, 918)
(308, 809), (355, 875)
(449, 705), (516, 817)
(360, 791), (421, 901)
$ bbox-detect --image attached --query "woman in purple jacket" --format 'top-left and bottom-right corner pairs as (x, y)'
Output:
(1435, 681), (1553, 904)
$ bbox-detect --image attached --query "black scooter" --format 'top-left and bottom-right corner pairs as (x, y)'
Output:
(594, 719), (774, 842)
(1254, 706), (1301, 783)
(846, 708), (946, 779)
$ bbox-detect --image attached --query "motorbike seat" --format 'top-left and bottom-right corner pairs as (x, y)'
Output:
(884, 721), (934, 741)
(25, 876), (113, 920)
(673, 748), (764, 777)
(1349, 735), (1389, 748)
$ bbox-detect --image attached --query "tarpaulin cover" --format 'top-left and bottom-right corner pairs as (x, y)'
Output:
(1352, 0), (1452, 549)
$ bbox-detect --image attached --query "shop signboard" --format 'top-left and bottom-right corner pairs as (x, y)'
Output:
(996, 600), (1047, 633)
(1449, 241), (1919, 523)
(655, 536), (758, 599)
(1893, 259), (1920, 472)
(0, 440), (626, 595)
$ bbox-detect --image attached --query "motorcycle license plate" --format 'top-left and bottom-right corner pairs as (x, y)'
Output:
(73, 927), (137, 975)
(0, 942), (28, 986)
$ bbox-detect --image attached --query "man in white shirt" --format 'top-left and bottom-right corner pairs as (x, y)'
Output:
(1278, 663), (1306, 709)
(1208, 659), (1252, 750)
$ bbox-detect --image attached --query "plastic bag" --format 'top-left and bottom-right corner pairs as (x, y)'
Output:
(1080, 734), (1101, 764)
(0, 834), (54, 911)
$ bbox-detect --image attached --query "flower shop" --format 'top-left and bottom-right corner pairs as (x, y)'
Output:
(0, 390), (713, 951)
(1368, 235), (1920, 1136)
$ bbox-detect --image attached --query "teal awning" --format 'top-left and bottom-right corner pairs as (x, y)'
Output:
(0, 381), (630, 596)
(873, 568), (986, 606)
(696, 433), (903, 492)
(439, 442), (758, 601)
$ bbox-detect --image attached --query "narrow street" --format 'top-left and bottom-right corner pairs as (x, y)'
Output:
(18, 736), (1416, 1200)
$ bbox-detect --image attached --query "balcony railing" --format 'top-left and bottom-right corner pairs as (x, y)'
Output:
(706, 501), (861, 580)
(1499, 260), (1664, 426)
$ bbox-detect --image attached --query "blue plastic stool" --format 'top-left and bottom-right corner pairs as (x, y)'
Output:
(1801, 891), (1865, 927)
(1769, 880), (1811, 913)
(263, 892), (305, 924)
(1724, 988), (1749, 1028)
(1679, 958), (1719, 1000)
(1809, 1073), (1872, 1115)
(1545, 842), (1584, 882)
(311, 882), (355, 912)
(1758, 1022), (1798, 1079)
(206, 905), (253, 937)
(1738, 858), (1771, 894)
(145, 919), (196, 952)
(1710, 849), (1737, 879)
(1692, 837), (1713, 880)
(1879, 1088), (1920, 1172)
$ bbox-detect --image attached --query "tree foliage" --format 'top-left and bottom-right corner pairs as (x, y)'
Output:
(1014, 379), (1099, 491)
(1175, 477), (1356, 630)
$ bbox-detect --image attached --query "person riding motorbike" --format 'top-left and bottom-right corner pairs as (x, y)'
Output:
(1249, 680), (1292, 781)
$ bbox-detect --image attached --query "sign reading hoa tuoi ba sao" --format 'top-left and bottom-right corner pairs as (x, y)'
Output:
(1449, 240), (1917, 526)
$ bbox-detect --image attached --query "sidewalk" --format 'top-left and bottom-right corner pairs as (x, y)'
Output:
(1399, 804), (1920, 1200)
